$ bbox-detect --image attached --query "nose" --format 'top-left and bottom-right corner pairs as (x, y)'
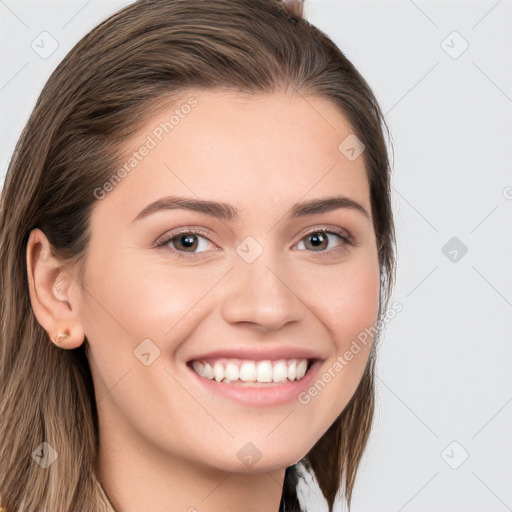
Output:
(221, 253), (306, 332)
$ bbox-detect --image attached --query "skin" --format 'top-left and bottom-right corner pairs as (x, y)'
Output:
(26, 90), (380, 512)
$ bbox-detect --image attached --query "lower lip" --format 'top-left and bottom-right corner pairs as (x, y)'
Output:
(187, 360), (323, 407)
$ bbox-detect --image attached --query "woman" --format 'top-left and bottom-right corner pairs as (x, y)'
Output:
(0, 0), (396, 510)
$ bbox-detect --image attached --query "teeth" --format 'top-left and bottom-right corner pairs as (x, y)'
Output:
(214, 362), (224, 382)
(225, 362), (239, 381)
(203, 362), (214, 380)
(287, 360), (297, 381)
(239, 362), (257, 382)
(191, 358), (311, 384)
(273, 360), (288, 383)
(256, 360), (273, 383)
(297, 359), (308, 379)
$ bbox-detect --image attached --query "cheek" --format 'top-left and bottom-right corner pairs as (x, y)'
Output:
(306, 255), (381, 348)
(78, 255), (227, 451)
(339, 264), (380, 347)
(295, 254), (380, 412)
(79, 252), (228, 362)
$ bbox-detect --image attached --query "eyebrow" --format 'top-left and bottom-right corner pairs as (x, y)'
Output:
(131, 195), (370, 223)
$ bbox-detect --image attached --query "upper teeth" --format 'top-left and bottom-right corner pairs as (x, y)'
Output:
(191, 358), (309, 384)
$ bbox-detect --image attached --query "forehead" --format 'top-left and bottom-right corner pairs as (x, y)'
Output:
(95, 90), (370, 222)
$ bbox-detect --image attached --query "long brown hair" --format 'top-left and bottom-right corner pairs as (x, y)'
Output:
(0, 1), (395, 510)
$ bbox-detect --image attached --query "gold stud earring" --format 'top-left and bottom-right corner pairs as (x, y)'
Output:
(54, 328), (71, 346)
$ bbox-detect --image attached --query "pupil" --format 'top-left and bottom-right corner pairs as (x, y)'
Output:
(310, 233), (326, 249)
(180, 235), (197, 250)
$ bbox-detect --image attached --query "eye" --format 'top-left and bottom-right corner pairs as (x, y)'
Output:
(155, 226), (355, 259)
(155, 229), (217, 259)
(294, 228), (354, 255)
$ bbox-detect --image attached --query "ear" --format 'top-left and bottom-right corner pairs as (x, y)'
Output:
(26, 228), (85, 349)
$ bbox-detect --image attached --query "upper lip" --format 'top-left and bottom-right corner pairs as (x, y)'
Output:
(187, 346), (325, 363)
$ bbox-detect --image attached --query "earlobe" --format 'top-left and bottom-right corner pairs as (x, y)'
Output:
(26, 228), (85, 350)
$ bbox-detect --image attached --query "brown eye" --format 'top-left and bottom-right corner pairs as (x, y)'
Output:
(172, 233), (200, 252)
(295, 229), (352, 254)
(304, 232), (329, 251)
(156, 230), (215, 258)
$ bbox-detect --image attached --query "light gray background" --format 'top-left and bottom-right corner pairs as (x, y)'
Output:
(1, 1), (511, 511)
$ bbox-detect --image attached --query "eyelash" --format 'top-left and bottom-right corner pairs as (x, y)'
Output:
(155, 227), (355, 260)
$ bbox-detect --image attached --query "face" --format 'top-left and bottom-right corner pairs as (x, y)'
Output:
(77, 90), (380, 473)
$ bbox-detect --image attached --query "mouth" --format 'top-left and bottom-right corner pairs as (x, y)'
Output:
(188, 357), (314, 386)
(185, 345), (325, 406)
(186, 353), (323, 407)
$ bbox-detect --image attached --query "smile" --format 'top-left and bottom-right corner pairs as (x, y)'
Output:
(187, 355), (323, 407)
(191, 358), (310, 384)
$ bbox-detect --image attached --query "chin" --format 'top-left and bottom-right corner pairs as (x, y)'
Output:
(202, 443), (311, 474)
